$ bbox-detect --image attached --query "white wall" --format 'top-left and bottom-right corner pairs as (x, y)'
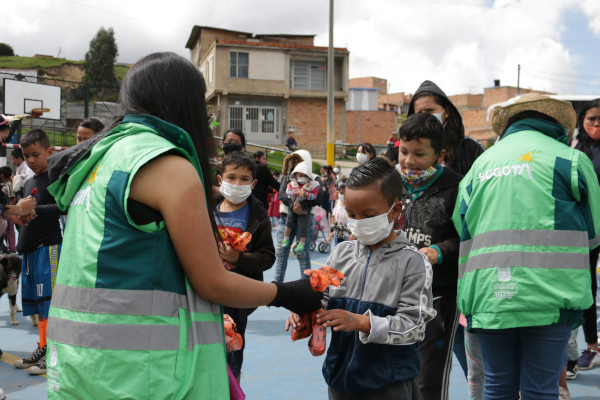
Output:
(249, 51), (285, 81)
(346, 89), (378, 111)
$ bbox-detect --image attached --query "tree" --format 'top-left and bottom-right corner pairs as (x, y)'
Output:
(83, 27), (119, 97)
(0, 43), (15, 57)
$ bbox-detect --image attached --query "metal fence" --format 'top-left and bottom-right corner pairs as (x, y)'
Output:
(1, 71), (121, 148)
(213, 136), (292, 171)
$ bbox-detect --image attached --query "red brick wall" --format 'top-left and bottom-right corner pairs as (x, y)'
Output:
(288, 98), (345, 159)
(449, 94), (483, 111)
(462, 109), (486, 130)
(346, 111), (397, 145)
(350, 77), (387, 95)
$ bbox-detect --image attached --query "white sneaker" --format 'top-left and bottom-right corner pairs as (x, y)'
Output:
(577, 348), (600, 370)
(558, 387), (572, 400)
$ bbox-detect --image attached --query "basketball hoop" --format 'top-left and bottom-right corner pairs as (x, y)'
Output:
(30, 108), (51, 118)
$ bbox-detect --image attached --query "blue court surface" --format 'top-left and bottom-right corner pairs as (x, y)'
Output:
(1, 231), (599, 399)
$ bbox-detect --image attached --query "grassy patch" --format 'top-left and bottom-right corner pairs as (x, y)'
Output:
(0, 56), (129, 82)
(42, 130), (77, 147)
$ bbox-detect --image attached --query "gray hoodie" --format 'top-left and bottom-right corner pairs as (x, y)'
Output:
(322, 233), (436, 395)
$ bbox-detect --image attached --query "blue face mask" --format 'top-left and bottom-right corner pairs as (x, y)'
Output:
(432, 112), (447, 128)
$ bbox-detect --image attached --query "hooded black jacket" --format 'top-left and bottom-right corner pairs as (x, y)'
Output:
(408, 80), (484, 176)
(398, 167), (463, 297)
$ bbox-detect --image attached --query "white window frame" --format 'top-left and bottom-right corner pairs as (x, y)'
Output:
(290, 60), (326, 90)
(230, 51), (249, 79)
(207, 56), (214, 84)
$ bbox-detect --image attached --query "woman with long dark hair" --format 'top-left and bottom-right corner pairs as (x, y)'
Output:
(567, 99), (600, 375)
(408, 81), (484, 175)
(44, 52), (322, 399)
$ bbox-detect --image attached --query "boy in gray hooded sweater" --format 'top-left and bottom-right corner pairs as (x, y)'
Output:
(287, 158), (436, 399)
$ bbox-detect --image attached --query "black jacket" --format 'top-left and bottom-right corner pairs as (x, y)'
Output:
(408, 80), (484, 176)
(399, 168), (463, 297)
(216, 194), (276, 319)
(252, 163), (280, 210)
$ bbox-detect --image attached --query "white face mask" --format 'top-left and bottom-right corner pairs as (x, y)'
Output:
(219, 181), (253, 204)
(333, 167), (340, 174)
(347, 204), (396, 245)
(356, 153), (369, 164)
(339, 194), (345, 203)
(432, 112), (447, 128)
(297, 177), (310, 184)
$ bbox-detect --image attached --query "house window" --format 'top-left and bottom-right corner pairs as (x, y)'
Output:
(291, 60), (326, 90)
(207, 56), (214, 84)
(230, 52), (249, 78)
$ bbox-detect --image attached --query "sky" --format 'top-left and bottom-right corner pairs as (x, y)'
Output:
(3, 0), (600, 96)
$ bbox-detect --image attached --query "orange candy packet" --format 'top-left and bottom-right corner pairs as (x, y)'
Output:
(290, 266), (344, 356)
(224, 314), (243, 352)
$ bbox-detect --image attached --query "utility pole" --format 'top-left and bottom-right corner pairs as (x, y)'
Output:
(517, 64), (521, 94)
(326, 0), (335, 167)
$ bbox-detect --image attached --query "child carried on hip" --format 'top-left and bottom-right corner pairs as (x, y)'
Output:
(282, 161), (319, 253)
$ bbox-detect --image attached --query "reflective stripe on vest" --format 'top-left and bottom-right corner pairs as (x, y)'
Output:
(47, 317), (223, 350)
(51, 285), (220, 317)
(459, 251), (589, 279)
(459, 230), (589, 259)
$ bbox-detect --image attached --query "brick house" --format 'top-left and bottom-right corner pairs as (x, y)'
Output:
(458, 85), (554, 142)
(185, 26), (350, 158)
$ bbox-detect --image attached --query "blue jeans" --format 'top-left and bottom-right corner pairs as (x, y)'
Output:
(474, 323), (572, 400)
(274, 213), (315, 282)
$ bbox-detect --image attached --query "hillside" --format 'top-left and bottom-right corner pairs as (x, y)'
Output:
(0, 56), (130, 81)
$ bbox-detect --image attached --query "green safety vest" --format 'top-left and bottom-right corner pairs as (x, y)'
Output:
(452, 118), (600, 330)
(46, 115), (229, 399)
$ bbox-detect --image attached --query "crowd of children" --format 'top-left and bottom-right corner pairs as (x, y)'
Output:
(1, 86), (600, 400)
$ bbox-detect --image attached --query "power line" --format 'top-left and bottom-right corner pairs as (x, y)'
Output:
(521, 67), (600, 82)
(393, 0), (600, 11)
(64, 0), (189, 34)
(269, 1), (328, 40)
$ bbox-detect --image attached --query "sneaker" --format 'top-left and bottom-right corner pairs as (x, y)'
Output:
(281, 238), (290, 248)
(566, 360), (578, 380)
(0, 387), (5, 400)
(577, 348), (600, 370)
(14, 344), (46, 369)
(28, 354), (46, 375)
(558, 387), (572, 400)
(296, 243), (305, 252)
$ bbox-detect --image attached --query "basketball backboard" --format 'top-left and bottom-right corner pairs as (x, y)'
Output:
(3, 79), (62, 121)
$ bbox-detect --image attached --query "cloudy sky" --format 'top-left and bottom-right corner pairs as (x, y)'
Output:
(4, 0), (600, 96)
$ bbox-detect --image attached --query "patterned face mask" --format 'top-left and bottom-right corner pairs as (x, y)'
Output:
(399, 166), (438, 185)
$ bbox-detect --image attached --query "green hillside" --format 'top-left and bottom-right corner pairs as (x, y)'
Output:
(0, 56), (129, 81)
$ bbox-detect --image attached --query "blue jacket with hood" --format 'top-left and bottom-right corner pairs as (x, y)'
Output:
(322, 234), (435, 396)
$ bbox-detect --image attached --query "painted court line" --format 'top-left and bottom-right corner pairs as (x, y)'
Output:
(0, 351), (46, 378)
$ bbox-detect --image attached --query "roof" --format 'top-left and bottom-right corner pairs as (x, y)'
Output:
(185, 25), (253, 49)
(254, 34), (316, 39)
(215, 39), (349, 52)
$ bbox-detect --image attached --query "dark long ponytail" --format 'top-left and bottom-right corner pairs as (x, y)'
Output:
(109, 52), (219, 238)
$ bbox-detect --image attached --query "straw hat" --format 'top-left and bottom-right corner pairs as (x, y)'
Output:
(492, 93), (577, 139)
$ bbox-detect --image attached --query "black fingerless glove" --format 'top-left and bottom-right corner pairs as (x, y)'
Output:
(269, 279), (324, 315)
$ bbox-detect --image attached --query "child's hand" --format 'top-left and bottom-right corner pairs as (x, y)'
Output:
(17, 197), (36, 215)
(298, 189), (308, 198)
(316, 309), (369, 333)
(219, 243), (240, 263)
(285, 312), (301, 331)
(419, 247), (439, 264)
(328, 232), (334, 243)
